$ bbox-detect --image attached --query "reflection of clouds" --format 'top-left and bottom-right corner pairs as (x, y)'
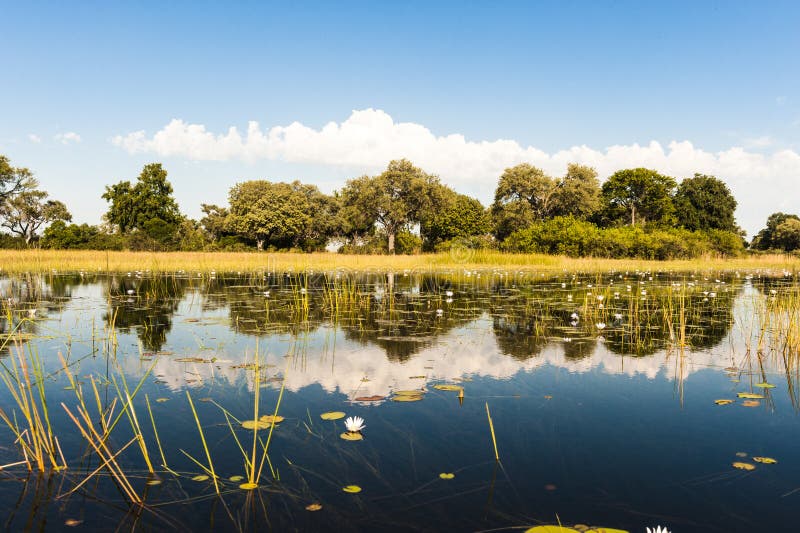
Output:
(120, 314), (758, 396)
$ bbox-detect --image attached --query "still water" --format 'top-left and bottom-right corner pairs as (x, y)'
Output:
(0, 270), (798, 532)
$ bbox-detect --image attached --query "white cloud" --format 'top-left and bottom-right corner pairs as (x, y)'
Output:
(27, 133), (42, 144)
(54, 131), (82, 145)
(111, 108), (800, 235)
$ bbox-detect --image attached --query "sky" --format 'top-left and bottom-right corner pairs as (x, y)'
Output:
(1, 0), (799, 237)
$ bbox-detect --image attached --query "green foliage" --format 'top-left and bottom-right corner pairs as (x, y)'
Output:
(491, 164), (556, 240)
(340, 159), (442, 253)
(394, 230), (422, 254)
(550, 163), (602, 220)
(41, 221), (127, 250)
(0, 155), (36, 203)
(673, 174), (738, 232)
(752, 212), (800, 251)
(503, 217), (744, 259)
(420, 188), (490, 250)
(102, 163), (183, 238)
(773, 218), (800, 252)
(599, 168), (676, 227)
(226, 180), (331, 251)
(1, 188), (71, 244)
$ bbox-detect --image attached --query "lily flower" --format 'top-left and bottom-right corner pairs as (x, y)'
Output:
(345, 416), (366, 433)
(646, 527), (670, 533)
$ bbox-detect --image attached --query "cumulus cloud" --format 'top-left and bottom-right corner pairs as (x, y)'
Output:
(111, 108), (800, 235)
(27, 133), (41, 144)
(54, 131), (82, 145)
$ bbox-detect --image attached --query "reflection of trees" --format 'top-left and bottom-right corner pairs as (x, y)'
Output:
(104, 275), (191, 352)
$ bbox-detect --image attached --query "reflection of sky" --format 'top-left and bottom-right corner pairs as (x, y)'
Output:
(23, 279), (777, 398)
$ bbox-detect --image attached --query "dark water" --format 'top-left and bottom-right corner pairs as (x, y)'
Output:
(0, 270), (798, 532)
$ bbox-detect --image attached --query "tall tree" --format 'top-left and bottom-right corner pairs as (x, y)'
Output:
(226, 180), (312, 250)
(550, 163), (602, 220)
(102, 163), (182, 237)
(599, 168), (676, 226)
(751, 212), (800, 250)
(0, 155), (36, 203)
(673, 174), (738, 232)
(491, 164), (558, 240)
(340, 159), (441, 253)
(773, 218), (800, 252)
(0, 188), (72, 244)
(420, 187), (490, 249)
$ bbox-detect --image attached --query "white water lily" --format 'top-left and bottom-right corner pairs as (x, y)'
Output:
(344, 416), (365, 433)
(646, 527), (670, 533)
(596, 322), (606, 330)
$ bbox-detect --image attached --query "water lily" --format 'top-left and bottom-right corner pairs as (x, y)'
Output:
(344, 416), (365, 433)
(646, 527), (670, 533)
(596, 322), (606, 330)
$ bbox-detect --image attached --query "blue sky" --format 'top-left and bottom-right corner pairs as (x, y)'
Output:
(2, 0), (799, 236)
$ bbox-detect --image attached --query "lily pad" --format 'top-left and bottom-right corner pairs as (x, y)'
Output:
(393, 390), (425, 396)
(354, 395), (385, 402)
(433, 384), (463, 391)
(714, 399), (734, 405)
(753, 456), (777, 464)
(320, 411), (346, 420)
(525, 527), (580, 533)
(737, 392), (765, 399)
(305, 503), (322, 511)
(342, 485), (362, 493)
(192, 474), (210, 481)
(732, 462), (756, 471)
(392, 394), (424, 402)
(439, 472), (455, 479)
(741, 400), (760, 407)
(259, 415), (284, 423)
(239, 482), (258, 490)
(753, 382), (776, 389)
(146, 479), (162, 486)
(242, 419), (272, 430)
(229, 475), (244, 482)
(340, 432), (364, 441)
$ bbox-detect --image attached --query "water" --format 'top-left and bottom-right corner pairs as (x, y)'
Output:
(0, 270), (798, 532)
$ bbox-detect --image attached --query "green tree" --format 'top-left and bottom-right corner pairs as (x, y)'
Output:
(599, 168), (676, 226)
(0, 155), (36, 203)
(673, 174), (738, 232)
(226, 180), (312, 250)
(774, 218), (800, 252)
(340, 159), (441, 253)
(200, 204), (230, 242)
(0, 188), (72, 244)
(551, 163), (602, 220)
(751, 212), (800, 250)
(491, 164), (558, 240)
(420, 187), (490, 250)
(102, 163), (182, 240)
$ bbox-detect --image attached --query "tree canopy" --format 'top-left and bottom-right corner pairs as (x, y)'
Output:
(102, 163), (182, 240)
(673, 174), (738, 232)
(752, 212), (800, 251)
(599, 168), (676, 226)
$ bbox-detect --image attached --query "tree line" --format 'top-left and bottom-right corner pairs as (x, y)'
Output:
(1, 153), (798, 257)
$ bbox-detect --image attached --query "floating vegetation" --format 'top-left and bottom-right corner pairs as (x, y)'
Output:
(433, 384), (463, 391)
(320, 411), (346, 420)
(340, 432), (363, 441)
(753, 456), (777, 464)
(354, 395), (385, 402)
(714, 399), (734, 405)
(305, 503), (322, 511)
(342, 485), (362, 493)
(439, 472), (455, 479)
(732, 462), (756, 471)
(737, 393), (765, 399)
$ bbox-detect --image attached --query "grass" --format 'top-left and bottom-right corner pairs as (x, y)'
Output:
(0, 249), (798, 275)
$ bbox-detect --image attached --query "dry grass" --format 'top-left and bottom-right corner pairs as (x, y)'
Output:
(0, 249), (798, 274)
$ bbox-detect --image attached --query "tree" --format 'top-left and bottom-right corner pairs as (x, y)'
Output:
(0, 188), (72, 244)
(673, 174), (738, 232)
(774, 218), (800, 252)
(226, 180), (312, 250)
(420, 187), (490, 249)
(199, 204), (230, 242)
(752, 212), (800, 250)
(102, 163), (182, 239)
(550, 163), (602, 220)
(340, 159), (441, 253)
(0, 155), (36, 203)
(491, 164), (558, 240)
(599, 168), (676, 226)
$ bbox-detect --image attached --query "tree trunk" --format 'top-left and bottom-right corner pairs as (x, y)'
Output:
(387, 231), (395, 254)
(630, 205), (636, 226)
(257, 238), (264, 251)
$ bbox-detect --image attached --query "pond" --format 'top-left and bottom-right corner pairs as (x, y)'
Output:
(0, 268), (798, 532)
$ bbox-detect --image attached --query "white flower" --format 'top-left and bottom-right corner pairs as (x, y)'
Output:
(345, 416), (365, 433)
(596, 322), (606, 330)
(646, 527), (670, 533)
(445, 290), (453, 297)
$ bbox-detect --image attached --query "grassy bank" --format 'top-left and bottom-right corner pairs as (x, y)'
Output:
(1, 249), (799, 274)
